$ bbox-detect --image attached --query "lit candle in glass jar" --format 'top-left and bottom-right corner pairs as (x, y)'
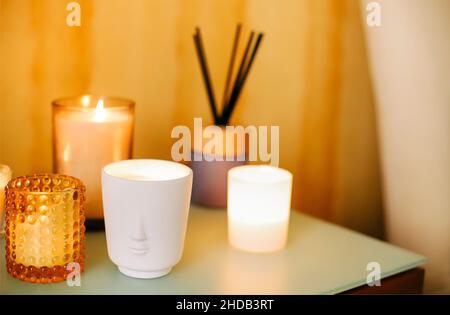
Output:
(5, 174), (86, 283)
(52, 96), (134, 227)
(227, 165), (293, 253)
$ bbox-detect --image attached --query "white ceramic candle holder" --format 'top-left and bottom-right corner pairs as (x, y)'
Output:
(102, 159), (193, 279)
(227, 165), (293, 253)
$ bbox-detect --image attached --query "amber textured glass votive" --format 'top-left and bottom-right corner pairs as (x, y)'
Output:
(5, 174), (86, 283)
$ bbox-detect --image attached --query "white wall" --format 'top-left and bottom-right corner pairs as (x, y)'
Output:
(362, 0), (450, 293)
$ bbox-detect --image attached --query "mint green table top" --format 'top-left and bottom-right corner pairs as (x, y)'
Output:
(0, 206), (425, 295)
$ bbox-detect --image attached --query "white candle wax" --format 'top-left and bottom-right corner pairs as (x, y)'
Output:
(227, 165), (293, 253)
(53, 99), (133, 219)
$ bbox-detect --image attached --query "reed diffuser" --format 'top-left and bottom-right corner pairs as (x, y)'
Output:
(190, 25), (264, 208)
(193, 25), (264, 125)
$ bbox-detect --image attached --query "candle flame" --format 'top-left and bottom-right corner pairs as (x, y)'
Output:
(97, 99), (104, 111)
(63, 144), (71, 162)
(81, 95), (91, 107)
(94, 99), (106, 122)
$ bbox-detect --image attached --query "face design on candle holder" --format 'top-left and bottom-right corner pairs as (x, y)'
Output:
(104, 188), (182, 264)
(104, 194), (160, 267)
(127, 211), (150, 256)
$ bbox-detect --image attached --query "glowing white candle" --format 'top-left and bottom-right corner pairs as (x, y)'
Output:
(228, 165), (293, 253)
(53, 96), (134, 221)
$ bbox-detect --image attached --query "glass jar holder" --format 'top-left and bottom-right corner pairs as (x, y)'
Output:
(5, 174), (86, 283)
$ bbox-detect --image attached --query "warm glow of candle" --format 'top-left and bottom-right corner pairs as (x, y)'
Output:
(227, 165), (292, 253)
(81, 95), (91, 107)
(5, 174), (86, 283)
(63, 144), (71, 162)
(53, 96), (134, 220)
(93, 99), (106, 122)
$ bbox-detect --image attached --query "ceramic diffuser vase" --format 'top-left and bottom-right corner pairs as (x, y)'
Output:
(190, 126), (247, 208)
(191, 25), (264, 208)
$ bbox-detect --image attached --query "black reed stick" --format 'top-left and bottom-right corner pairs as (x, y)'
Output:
(220, 31), (255, 124)
(220, 24), (242, 117)
(193, 28), (219, 124)
(193, 25), (264, 126)
(222, 32), (264, 124)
